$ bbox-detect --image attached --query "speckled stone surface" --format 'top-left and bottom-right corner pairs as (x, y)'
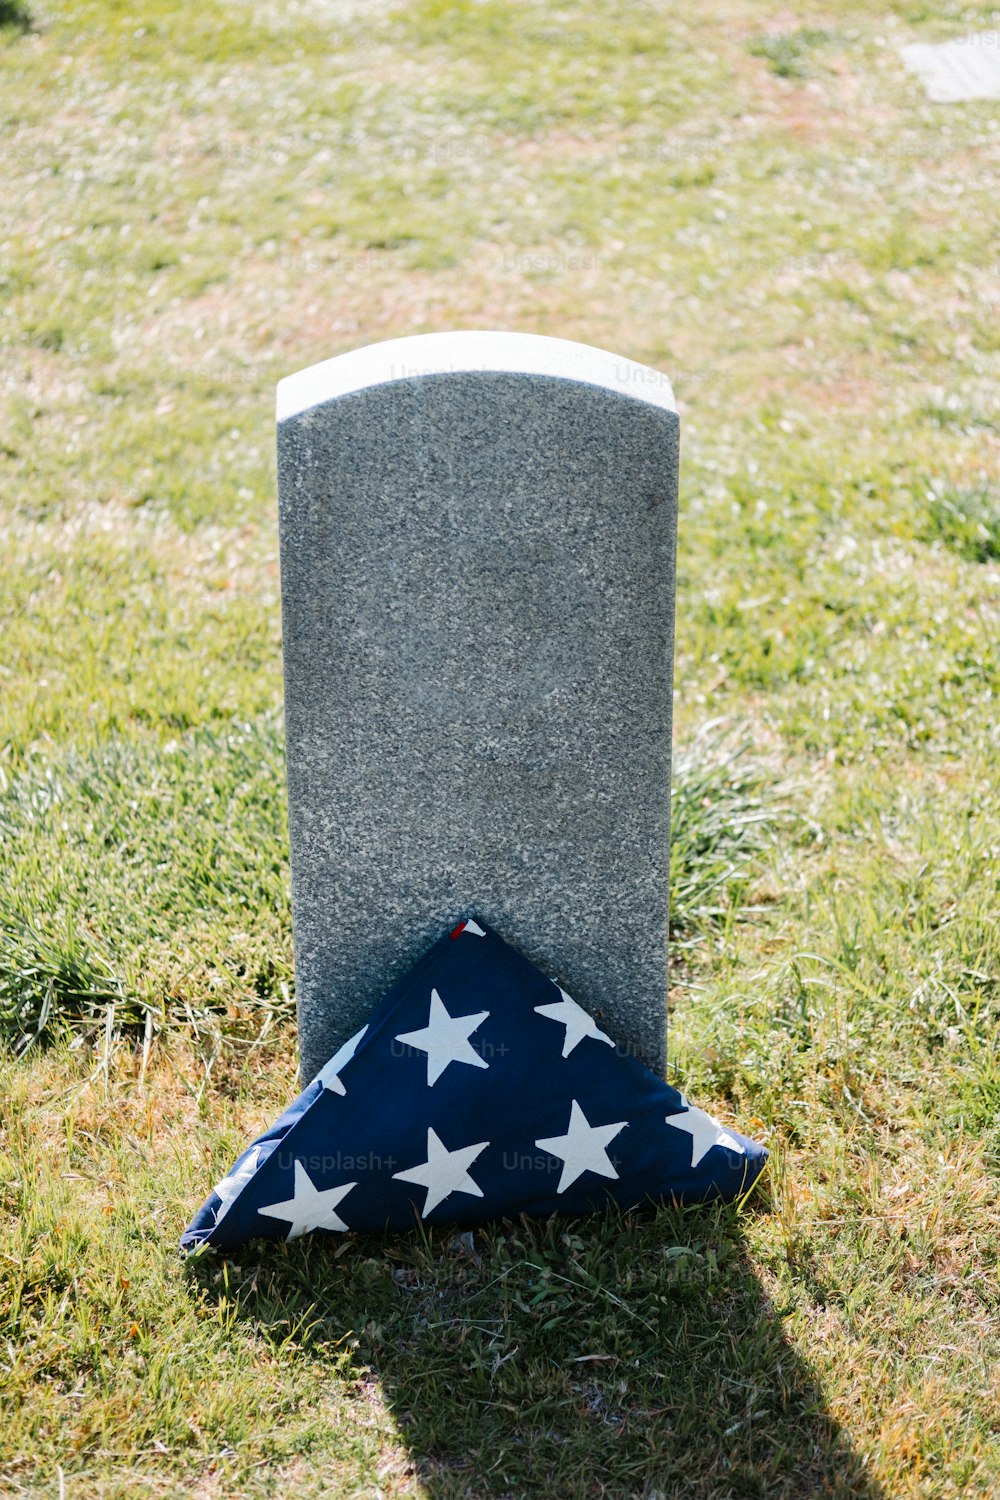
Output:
(277, 332), (679, 1084)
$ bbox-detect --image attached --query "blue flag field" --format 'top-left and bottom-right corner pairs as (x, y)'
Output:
(182, 920), (767, 1250)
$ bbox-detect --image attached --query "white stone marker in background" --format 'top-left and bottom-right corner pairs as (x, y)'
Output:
(277, 331), (679, 1083)
(902, 33), (1000, 102)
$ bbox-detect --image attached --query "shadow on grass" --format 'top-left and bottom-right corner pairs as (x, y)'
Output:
(190, 1201), (882, 1499)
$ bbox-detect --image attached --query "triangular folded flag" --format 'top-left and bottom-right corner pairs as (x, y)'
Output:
(181, 920), (767, 1250)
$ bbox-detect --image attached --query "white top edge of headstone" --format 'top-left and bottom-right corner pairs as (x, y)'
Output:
(276, 330), (676, 423)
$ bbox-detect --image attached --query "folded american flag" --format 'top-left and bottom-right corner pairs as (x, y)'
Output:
(181, 919), (766, 1250)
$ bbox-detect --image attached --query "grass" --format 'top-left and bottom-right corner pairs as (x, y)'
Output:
(922, 482), (1000, 564)
(747, 28), (837, 81)
(1, 0), (999, 1494)
(0, 1), (31, 33)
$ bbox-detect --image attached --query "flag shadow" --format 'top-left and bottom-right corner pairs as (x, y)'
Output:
(190, 1200), (881, 1499)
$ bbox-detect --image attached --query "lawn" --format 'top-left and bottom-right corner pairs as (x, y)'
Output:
(1, 0), (999, 1494)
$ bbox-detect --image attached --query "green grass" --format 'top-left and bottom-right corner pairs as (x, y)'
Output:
(0, 2), (31, 32)
(747, 28), (837, 80)
(2, 0), (999, 1494)
(922, 483), (1000, 564)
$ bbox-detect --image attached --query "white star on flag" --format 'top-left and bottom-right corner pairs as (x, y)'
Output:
(393, 1127), (489, 1217)
(534, 986), (614, 1058)
(314, 1024), (368, 1095)
(212, 1145), (263, 1224)
(536, 1099), (627, 1194)
(257, 1161), (356, 1238)
(665, 1105), (745, 1168)
(395, 988), (490, 1086)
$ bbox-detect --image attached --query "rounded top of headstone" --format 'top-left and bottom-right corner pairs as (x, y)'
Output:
(276, 330), (676, 424)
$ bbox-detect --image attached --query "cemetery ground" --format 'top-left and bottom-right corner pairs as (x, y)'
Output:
(1, 0), (998, 1494)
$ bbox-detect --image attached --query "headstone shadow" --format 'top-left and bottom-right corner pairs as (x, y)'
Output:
(190, 1201), (882, 1499)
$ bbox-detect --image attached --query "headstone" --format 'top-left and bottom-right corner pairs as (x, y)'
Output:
(277, 331), (679, 1083)
(901, 33), (1000, 102)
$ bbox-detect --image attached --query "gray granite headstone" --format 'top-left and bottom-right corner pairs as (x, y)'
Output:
(277, 331), (679, 1084)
